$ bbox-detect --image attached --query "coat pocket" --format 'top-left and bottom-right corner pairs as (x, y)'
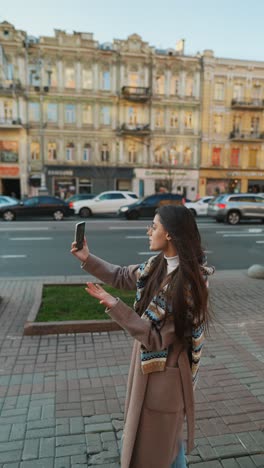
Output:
(145, 367), (184, 413)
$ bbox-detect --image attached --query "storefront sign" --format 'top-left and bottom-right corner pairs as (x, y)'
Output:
(227, 171), (264, 177)
(47, 169), (74, 176)
(0, 165), (20, 177)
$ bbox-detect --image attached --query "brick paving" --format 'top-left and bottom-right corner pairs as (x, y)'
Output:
(0, 271), (263, 467)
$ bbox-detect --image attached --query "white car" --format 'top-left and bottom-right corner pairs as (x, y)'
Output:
(72, 190), (138, 217)
(184, 196), (214, 216)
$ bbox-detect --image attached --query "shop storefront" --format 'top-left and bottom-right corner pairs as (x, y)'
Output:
(133, 168), (199, 200)
(199, 169), (264, 196)
(46, 166), (134, 198)
(0, 165), (20, 198)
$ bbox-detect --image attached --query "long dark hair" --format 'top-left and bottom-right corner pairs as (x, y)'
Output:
(136, 205), (211, 341)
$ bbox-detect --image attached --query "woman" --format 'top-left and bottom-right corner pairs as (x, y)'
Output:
(71, 205), (215, 468)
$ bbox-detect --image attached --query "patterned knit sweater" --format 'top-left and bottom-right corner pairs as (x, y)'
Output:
(135, 254), (215, 386)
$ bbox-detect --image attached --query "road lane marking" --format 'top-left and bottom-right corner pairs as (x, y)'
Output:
(256, 240), (264, 243)
(0, 227), (50, 231)
(109, 227), (146, 230)
(9, 237), (53, 241)
(0, 255), (27, 258)
(126, 235), (148, 239)
(223, 233), (264, 237)
(138, 252), (155, 255)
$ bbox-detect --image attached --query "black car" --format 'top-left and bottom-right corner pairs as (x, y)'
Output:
(118, 193), (187, 220)
(0, 195), (74, 221)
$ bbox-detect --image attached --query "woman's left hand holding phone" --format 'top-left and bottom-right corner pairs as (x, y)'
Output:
(71, 237), (89, 263)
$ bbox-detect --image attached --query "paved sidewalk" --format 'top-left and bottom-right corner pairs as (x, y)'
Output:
(0, 271), (263, 468)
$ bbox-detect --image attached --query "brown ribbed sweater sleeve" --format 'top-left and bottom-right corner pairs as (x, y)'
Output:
(81, 253), (139, 290)
(106, 299), (176, 352)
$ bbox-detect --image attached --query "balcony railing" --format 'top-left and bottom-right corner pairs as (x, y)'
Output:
(231, 98), (264, 110)
(118, 123), (151, 136)
(121, 86), (151, 102)
(0, 118), (22, 128)
(229, 130), (264, 142)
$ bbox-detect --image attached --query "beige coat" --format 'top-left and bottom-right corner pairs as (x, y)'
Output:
(83, 254), (195, 468)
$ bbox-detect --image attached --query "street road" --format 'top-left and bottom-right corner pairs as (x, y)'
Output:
(0, 218), (264, 277)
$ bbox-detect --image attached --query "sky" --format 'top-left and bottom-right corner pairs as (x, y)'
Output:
(1, 0), (264, 61)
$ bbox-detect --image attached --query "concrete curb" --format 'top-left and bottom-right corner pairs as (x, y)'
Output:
(23, 281), (122, 335)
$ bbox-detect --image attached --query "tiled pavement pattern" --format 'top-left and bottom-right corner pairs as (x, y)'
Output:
(0, 271), (263, 467)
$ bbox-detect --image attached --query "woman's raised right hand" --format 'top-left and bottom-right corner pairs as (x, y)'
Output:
(71, 236), (89, 263)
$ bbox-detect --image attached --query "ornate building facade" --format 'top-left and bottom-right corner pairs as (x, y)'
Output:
(0, 21), (201, 199)
(200, 50), (264, 196)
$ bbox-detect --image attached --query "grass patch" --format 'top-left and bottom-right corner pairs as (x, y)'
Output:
(36, 285), (136, 322)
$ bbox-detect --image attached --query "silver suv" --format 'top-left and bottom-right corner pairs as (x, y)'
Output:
(208, 193), (264, 224)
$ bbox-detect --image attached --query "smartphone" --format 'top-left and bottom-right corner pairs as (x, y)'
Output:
(74, 221), (86, 251)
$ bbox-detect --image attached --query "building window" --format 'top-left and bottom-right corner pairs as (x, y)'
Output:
(171, 76), (179, 95)
(251, 116), (260, 134)
(65, 104), (76, 123)
(252, 85), (261, 100)
(214, 82), (225, 101)
(128, 144), (137, 164)
(28, 65), (40, 86)
(184, 112), (193, 129)
(233, 114), (241, 133)
(82, 69), (93, 89)
(183, 147), (192, 166)
(0, 140), (18, 163)
(101, 144), (110, 162)
(169, 147), (178, 166)
(102, 70), (111, 90)
(47, 103), (58, 123)
(47, 65), (57, 87)
(185, 76), (193, 96)
(248, 148), (257, 167)
(29, 102), (40, 121)
(31, 142), (40, 161)
(230, 148), (240, 167)
(128, 107), (138, 125)
(128, 72), (139, 87)
(155, 110), (164, 128)
(213, 114), (223, 134)
(154, 146), (166, 165)
(66, 143), (75, 161)
(6, 63), (13, 81)
(65, 66), (75, 88)
(101, 106), (111, 125)
(82, 104), (92, 125)
(233, 84), (244, 100)
(48, 142), (57, 161)
(170, 111), (178, 128)
(3, 100), (13, 123)
(212, 147), (221, 166)
(83, 144), (92, 162)
(155, 75), (165, 94)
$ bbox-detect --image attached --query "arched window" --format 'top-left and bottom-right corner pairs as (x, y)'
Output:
(154, 146), (167, 165)
(30, 142), (40, 161)
(183, 147), (192, 166)
(128, 144), (137, 164)
(48, 142), (57, 161)
(66, 142), (75, 161)
(169, 147), (178, 166)
(101, 143), (110, 162)
(83, 144), (92, 162)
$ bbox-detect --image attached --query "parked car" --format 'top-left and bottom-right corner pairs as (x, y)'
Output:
(207, 193), (264, 224)
(66, 193), (96, 203)
(118, 193), (186, 220)
(0, 195), (74, 221)
(0, 195), (20, 206)
(72, 191), (138, 217)
(184, 196), (214, 216)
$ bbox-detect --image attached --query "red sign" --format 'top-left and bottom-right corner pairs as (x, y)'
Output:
(0, 166), (20, 177)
